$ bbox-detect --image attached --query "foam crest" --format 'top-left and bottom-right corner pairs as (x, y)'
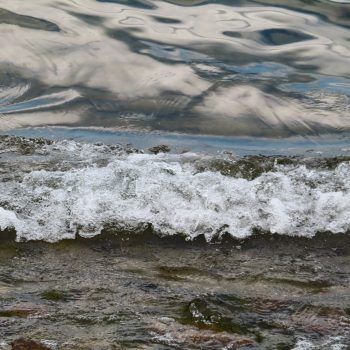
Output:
(0, 140), (349, 242)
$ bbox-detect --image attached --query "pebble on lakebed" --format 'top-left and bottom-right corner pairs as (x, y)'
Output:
(11, 338), (50, 350)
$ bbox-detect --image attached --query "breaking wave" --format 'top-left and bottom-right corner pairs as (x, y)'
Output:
(0, 136), (349, 242)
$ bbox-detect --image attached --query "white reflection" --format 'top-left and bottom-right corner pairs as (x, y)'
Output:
(0, 0), (349, 135)
(194, 85), (350, 136)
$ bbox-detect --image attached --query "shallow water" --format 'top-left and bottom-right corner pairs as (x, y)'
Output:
(0, 232), (350, 349)
(1, 0), (350, 349)
(0, 136), (349, 348)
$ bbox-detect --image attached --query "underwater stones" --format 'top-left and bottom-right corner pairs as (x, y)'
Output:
(40, 289), (68, 302)
(0, 304), (41, 318)
(182, 295), (252, 335)
(150, 317), (256, 349)
(291, 304), (350, 336)
(259, 277), (332, 294)
(180, 294), (350, 347)
(148, 144), (170, 154)
(11, 338), (50, 350)
(0, 309), (34, 318)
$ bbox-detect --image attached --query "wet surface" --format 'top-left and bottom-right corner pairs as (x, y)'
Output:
(0, 135), (349, 241)
(0, 0), (349, 142)
(0, 136), (349, 349)
(1, 1), (350, 348)
(0, 233), (349, 349)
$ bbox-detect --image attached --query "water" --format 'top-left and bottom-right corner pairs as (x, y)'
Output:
(0, 0), (350, 349)
(1, 233), (350, 349)
(0, 0), (350, 141)
(0, 136), (349, 242)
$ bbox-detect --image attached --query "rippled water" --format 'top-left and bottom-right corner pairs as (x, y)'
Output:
(1, 2), (350, 349)
(0, 232), (350, 350)
(0, 0), (349, 142)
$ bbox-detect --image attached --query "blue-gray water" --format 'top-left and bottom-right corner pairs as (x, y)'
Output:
(0, 0), (349, 150)
(1, 1), (350, 349)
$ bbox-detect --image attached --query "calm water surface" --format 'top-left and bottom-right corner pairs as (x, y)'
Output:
(0, 0), (349, 148)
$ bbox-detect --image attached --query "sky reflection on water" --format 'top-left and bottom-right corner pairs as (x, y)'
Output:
(0, 0), (349, 143)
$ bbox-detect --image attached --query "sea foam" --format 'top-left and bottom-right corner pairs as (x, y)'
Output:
(0, 138), (349, 242)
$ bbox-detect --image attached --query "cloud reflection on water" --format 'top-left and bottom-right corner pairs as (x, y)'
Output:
(0, 0), (349, 137)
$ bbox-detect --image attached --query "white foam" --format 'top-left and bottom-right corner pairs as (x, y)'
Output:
(0, 207), (20, 231)
(0, 144), (349, 242)
(292, 337), (348, 350)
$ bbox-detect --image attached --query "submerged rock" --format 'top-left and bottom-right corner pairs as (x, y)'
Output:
(0, 309), (33, 318)
(40, 289), (68, 302)
(0, 304), (44, 318)
(182, 295), (250, 334)
(148, 144), (170, 154)
(149, 317), (256, 349)
(11, 338), (50, 350)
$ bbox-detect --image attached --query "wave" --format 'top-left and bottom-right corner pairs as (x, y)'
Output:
(0, 136), (349, 242)
(1, 0), (350, 138)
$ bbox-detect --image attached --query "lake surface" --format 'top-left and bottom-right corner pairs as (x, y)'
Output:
(0, 1), (350, 349)
(0, 0), (350, 147)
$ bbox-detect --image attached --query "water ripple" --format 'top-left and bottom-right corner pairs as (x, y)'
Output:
(0, 0), (349, 139)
